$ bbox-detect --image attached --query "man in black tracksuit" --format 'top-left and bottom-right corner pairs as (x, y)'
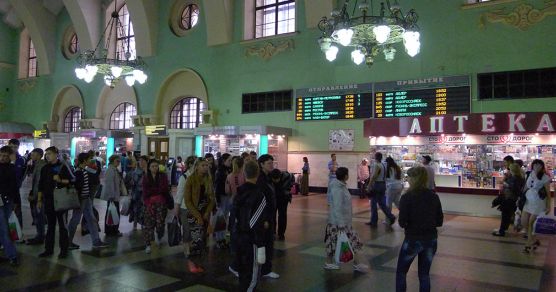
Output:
(235, 160), (271, 291)
(256, 154), (279, 279)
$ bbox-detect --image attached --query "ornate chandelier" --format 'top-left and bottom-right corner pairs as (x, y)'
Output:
(317, 0), (420, 66)
(74, 0), (147, 87)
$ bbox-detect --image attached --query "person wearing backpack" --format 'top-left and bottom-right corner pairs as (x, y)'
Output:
(234, 160), (272, 291)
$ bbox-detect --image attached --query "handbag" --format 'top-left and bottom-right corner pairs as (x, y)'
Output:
(334, 231), (354, 263)
(213, 209), (227, 233)
(120, 196), (131, 216)
(533, 215), (556, 235)
(53, 187), (80, 212)
(167, 216), (182, 247)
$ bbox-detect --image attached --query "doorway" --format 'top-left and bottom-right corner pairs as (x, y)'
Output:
(148, 138), (170, 162)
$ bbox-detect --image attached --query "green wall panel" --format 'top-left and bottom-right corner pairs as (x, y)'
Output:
(2, 0), (555, 151)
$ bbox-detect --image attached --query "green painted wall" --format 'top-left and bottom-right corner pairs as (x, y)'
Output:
(0, 22), (16, 121)
(4, 0), (556, 151)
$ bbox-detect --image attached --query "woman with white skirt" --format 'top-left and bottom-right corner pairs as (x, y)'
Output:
(521, 159), (551, 253)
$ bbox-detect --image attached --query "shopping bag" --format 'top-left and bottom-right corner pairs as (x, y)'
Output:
(167, 216), (182, 247)
(120, 196), (131, 216)
(106, 202), (120, 226)
(213, 210), (227, 233)
(533, 215), (556, 235)
(8, 212), (22, 241)
(334, 231), (354, 263)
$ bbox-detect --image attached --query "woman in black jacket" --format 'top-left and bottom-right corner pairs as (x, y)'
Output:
(396, 166), (443, 292)
(493, 163), (525, 237)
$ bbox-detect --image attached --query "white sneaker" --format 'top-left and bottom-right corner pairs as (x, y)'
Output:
(263, 271), (280, 279)
(323, 263), (340, 270)
(353, 263), (369, 273)
(145, 246), (151, 254)
(228, 266), (239, 278)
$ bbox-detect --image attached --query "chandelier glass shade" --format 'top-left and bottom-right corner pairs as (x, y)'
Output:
(74, 1), (147, 87)
(317, 0), (420, 66)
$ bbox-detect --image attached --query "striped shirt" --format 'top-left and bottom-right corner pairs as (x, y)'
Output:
(76, 167), (90, 199)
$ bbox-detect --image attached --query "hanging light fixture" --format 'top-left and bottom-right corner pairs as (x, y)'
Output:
(74, 0), (147, 87)
(317, 0), (420, 67)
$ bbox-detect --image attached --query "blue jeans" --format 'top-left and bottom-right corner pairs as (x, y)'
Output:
(396, 239), (437, 292)
(33, 201), (46, 240)
(370, 190), (395, 224)
(0, 203), (17, 259)
(68, 198), (101, 245)
(215, 196), (232, 241)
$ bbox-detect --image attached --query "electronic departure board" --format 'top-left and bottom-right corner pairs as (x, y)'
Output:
(295, 93), (374, 120)
(373, 76), (471, 118)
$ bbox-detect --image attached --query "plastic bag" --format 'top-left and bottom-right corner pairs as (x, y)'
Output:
(213, 209), (227, 233)
(106, 202), (120, 226)
(120, 196), (131, 216)
(533, 215), (556, 235)
(334, 231), (354, 263)
(8, 212), (22, 241)
(167, 216), (182, 247)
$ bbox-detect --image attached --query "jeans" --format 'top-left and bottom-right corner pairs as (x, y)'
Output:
(216, 196), (232, 241)
(396, 239), (437, 292)
(68, 198), (102, 245)
(31, 199), (46, 240)
(0, 203), (17, 259)
(370, 189), (395, 225)
(276, 199), (288, 238)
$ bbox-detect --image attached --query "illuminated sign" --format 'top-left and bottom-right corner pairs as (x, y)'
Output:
(373, 75), (470, 118)
(33, 130), (48, 138)
(145, 125), (167, 136)
(295, 93), (373, 121)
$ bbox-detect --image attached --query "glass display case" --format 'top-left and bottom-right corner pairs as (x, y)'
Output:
(371, 144), (556, 191)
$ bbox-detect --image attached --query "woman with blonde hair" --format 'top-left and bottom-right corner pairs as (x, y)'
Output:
(184, 158), (216, 273)
(396, 166), (443, 292)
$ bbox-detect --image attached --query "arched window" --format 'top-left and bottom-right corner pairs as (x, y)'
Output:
(180, 4), (199, 30)
(170, 97), (205, 129)
(28, 39), (37, 77)
(110, 102), (136, 129)
(69, 33), (79, 54)
(64, 107), (81, 133)
(116, 4), (136, 60)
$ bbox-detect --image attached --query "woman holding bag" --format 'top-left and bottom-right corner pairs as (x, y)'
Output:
(142, 159), (169, 254)
(323, 167), (368, 272)
(101, 155), (124, 236)
(185, 158), (216, 273)
(522, 159), (552, 253)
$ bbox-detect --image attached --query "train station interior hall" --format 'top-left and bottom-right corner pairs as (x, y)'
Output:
(0, 0), (556, 291)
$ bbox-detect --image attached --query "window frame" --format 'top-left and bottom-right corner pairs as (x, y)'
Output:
(477, 67), (556, 100)
(27, 39), (37, 78)
(254, 0), (296, 39)
(242, 89), (292, 114)
(169, 97), (205, 129)
(63, 107), (82, 133)
(180, 3), (200, 30)
(115, 4), (136, 61)
(109, 102), (137, 130)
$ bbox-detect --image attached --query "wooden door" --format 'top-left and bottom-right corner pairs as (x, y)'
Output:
(148, 138), (170, 162)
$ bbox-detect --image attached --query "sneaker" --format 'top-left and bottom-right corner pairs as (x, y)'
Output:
(68, 243), (80, 250)
(9, 258), (19, 266)
(353, 263), (369, 273)
(145, 246), (151, 254)
(93, 241), (109, 249)
(228, 266), (239, 278)
(263, 272), (280, 279)
(492, 231), (505, 237)
(323, 263), (340, 270)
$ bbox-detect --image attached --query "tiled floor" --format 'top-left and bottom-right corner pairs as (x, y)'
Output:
(1, 189), (555, 292)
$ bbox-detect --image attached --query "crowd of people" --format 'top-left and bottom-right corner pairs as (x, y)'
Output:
(1, 138), (553, 291)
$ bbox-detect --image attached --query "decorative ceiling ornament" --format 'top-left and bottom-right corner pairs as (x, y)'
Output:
(317, 0), (420, 67)
(245, 39), (295, 60)
(479, 0), (556, 30)
(74, 0), (148, 88)
(16, 79), (36, 93)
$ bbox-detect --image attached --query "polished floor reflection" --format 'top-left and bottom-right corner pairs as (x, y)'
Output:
(1, 191), (555, 291)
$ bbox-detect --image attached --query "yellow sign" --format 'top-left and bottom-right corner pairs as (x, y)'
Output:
(33, 130), (48, 138)
(145, 125), (167, 136)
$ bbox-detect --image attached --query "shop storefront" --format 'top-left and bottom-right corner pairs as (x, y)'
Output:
(0, 122), (35, 155)
(364, 112), (556, 194)
(194, 126), (291, 170)
(70, 129), (134, 164)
